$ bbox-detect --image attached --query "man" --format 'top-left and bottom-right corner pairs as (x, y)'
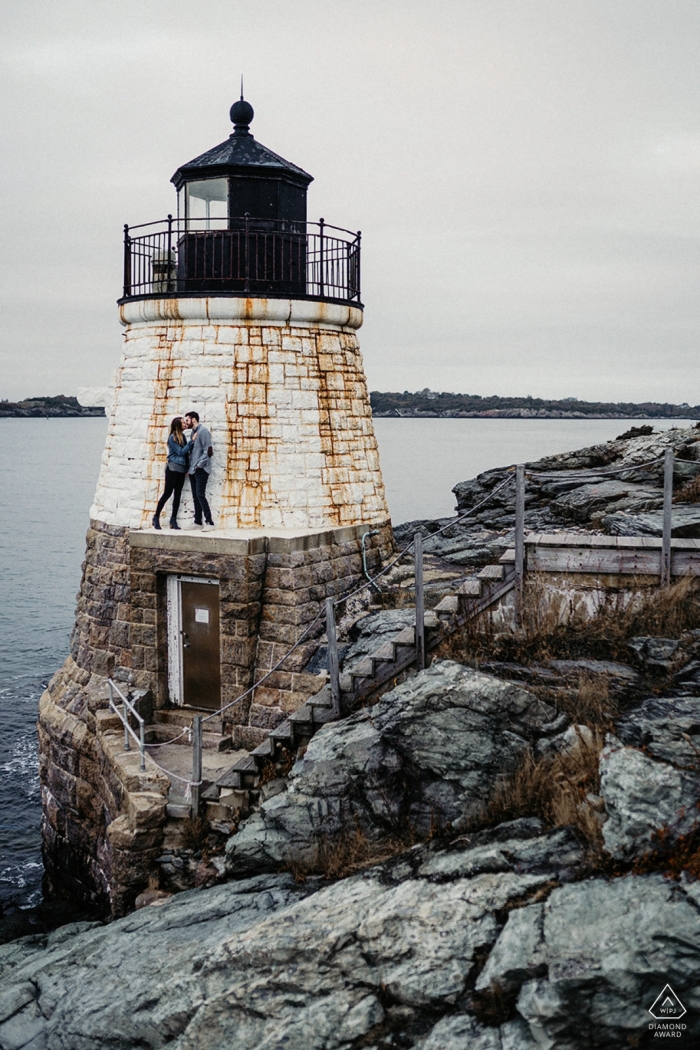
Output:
(184, 411), (215, 529)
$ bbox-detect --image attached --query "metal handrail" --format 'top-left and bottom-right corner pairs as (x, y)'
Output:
(108, 679), (146, 773)
(120, 214), (362, 305)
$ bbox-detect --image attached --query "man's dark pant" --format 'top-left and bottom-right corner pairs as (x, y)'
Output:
(189, 468), (213, 525)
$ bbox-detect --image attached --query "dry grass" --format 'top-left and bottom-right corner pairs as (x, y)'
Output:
(674, 475), (700, 503)
(471, 728), (605, 852)
(284, 822), (416, 883)
(631, 824), (700, 880)
(180, 815), (210, 852)
(445, 574), (700, 670)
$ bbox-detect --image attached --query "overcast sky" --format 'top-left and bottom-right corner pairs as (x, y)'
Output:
(2, 0), (700, 403)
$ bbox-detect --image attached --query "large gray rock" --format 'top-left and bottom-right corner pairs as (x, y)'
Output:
(616, 694), (700, 766)
(225, 661), (567, 874)
(2, 831), (698, 1049)
(603, 504), (700, 536)
(600, 738), (700, 859)
(476, 874), (700, 1048)
(0, 826), (572, 1050)
(550, 479), (662, 523)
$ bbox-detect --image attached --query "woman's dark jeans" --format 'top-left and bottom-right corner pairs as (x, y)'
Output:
(189, 468), (213, 525)
(155, 468), (186, 522)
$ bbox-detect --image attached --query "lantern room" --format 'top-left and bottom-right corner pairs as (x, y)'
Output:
(171, 96), (313, 230)
(119, 97), (361, 305)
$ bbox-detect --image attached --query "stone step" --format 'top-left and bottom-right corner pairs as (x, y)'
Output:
(458, 578), (482, 597)
(250, 736), (275, 760)
(370, 641), (397, 663)
(477, 564), (505, 581)
(288, 703), (314, 725)
(156, 709), (223, 734)
(95, 709), (123, 734)
(434, 595), (459, 614)
(307, 684), (332, 708)
(165, 803), (190, 819)
(350, 657), (375, 679)
(269, 720), (293, 747)
(311, 705), (338, 726)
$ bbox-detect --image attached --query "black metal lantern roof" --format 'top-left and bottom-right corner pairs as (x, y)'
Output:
(171, 96), (313, 191)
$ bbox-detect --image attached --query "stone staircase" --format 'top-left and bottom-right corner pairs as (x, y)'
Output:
(199, 550), (517, 822)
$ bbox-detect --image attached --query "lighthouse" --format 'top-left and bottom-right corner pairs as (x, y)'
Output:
(38, 97), (393, 914)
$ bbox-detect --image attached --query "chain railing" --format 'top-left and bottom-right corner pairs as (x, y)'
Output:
(116, 451), (681, 816)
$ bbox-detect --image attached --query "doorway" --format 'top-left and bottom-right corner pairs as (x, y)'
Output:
(166, 575), (221, 710)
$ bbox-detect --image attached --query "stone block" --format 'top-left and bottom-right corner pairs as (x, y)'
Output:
(127, 791), (168, 830)
(221, 636), (257, 667)
(248, 703), (285, 729)
(230, 725), (268, 750)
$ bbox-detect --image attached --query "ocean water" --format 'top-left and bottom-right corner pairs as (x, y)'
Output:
(0, 418), (107, 912)
(0, 414), (691, 910)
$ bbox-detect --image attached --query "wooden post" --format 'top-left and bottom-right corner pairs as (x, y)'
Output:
(191, 716), (202, 819)
(661, 448), (673, 587)
(414, 532), (425, 670)
(514, 464), (525, 628)
(326, 598), (341, 716)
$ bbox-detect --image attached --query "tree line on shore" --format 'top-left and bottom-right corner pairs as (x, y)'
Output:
(371, 388), (699, 419)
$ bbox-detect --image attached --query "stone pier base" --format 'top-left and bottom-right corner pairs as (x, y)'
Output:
(39, 520), (394, 915)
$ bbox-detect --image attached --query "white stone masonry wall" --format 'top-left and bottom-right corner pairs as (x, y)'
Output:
(91, 298), (390, 532)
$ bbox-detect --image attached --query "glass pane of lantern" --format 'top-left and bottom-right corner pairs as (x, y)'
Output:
(185, 178), (228, 230)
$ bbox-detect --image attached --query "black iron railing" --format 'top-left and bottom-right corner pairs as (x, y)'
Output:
(120, 215), (361, 305)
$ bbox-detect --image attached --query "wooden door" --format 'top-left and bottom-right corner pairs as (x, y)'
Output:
(180, 580), (220, 710)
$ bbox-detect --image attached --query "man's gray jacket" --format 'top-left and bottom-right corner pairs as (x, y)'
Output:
(187, 425), (212, 474)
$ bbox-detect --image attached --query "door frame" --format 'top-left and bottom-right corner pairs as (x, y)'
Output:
(166, 574), (219, 706)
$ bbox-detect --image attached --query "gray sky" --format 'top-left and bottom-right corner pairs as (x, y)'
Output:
(2, 0), (700, 403)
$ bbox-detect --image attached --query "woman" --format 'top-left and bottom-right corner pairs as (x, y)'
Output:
(152, 417), (192, 530)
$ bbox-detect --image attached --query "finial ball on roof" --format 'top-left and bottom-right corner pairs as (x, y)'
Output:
(230, 98), (254, 128)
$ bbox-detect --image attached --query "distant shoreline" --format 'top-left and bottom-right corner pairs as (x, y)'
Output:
(372, 412), (699, 420)
(370, 390), (700, 421)
(0, 395), (104, 419)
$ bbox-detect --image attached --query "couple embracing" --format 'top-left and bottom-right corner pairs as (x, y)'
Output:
(153, 411), (215, 531)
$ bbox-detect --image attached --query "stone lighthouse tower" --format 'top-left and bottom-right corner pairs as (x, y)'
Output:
(38, 97), (393, 914)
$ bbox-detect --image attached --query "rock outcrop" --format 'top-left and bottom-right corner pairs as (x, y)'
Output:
(7, 662), (700, 1048)
(2, 821), (699, 1048)
(225, 661), (567, 874)
(449, 424), (700, 535)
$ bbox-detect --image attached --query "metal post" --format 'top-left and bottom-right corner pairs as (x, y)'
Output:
(319, 218), (325, 298)
(166, 213), (173, 293)
(139, 719), (146, 773)
(326, 598), (341, 716)
(356, 231), (361, 302)
(123, 224), (131, 298)
(661, 448), (673, 587)
(123, 695), (130, 752)
(414, 532), (425, 670)
(191, 716), (202, 819)
(244, 212), (250, 293)
(514, 464), (525, 627)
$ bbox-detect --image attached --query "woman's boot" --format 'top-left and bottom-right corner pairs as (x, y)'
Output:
(170, 519), (181, 530)
(152, 514), (161, 530)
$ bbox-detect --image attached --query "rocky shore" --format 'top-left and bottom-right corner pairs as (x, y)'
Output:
(3, 423), (700, 1048)
(3, 655), (700, 1047)
(0, 396), (104, 418)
